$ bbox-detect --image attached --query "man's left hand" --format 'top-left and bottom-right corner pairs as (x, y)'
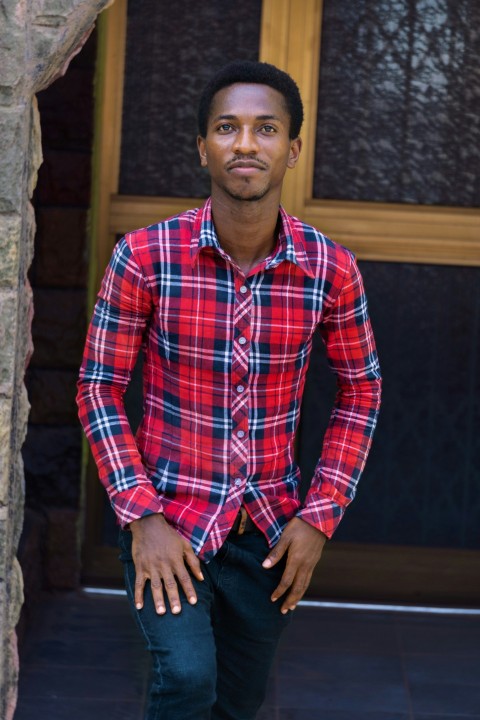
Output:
(262, 517), (327, 614)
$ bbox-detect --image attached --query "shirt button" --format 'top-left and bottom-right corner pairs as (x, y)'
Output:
(238, 337), (247, 345)
(237, 430), (245, 438)
(236, 385), (245, 393)
(234, 478), (242, 486)
(240, 285), (248, 294)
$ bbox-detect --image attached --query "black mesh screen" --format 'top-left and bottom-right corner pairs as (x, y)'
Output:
(119, 0), (262, 198)
(298, 261), (480, 548)
(314, 0), (480, 206)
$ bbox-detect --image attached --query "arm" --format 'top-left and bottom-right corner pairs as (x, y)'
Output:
(77, 237), (202, 612)
(263, 254), (382, 612)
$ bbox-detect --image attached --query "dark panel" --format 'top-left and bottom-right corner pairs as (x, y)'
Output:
(298, 262), (480, 548)
(119, 0), (262, 198)
(314, 0), (480, 206)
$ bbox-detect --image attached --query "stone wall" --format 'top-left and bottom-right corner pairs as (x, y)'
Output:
(0, 3), (110, 718)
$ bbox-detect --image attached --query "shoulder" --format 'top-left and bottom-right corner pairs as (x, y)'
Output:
(288, 213), (355, 279)
(122, 206), (199, 257)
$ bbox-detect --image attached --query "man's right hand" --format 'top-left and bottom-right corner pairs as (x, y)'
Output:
(130, 513), (204, 615)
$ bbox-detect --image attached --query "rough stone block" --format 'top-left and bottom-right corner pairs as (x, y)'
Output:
(22, 425), (82, 507)
(27, 99), (43, 200)
(0, 398), (13, 506)
(44, 507), (80, 589)
(0, 214), (21, 289)
(0, 291), (18, 397)
(30, 288), (87, 368)
(25, 368), (79, 425)
(0, 26), (26, 105)
(0, 107), (27, 212)
(33, 207), (88, 287)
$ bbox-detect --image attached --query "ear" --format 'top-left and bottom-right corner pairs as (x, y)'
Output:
(287, 137), (302, 169)
(197, 135), (208, 167)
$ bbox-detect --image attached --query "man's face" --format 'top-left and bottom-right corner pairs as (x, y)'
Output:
(197, 83), (301, 203)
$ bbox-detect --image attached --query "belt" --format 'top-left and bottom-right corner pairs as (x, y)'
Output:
(230, 507), (259, 535)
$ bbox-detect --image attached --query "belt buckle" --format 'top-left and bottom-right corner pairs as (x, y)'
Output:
(237, 507), (248, 535)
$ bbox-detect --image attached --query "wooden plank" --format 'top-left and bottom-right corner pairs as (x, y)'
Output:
(310, 542), (480, 605)
(259, 0), (291, 69)
(82, 537), (480, 606)
(88, 0), (127, 300)
(281, 0), (323, 217)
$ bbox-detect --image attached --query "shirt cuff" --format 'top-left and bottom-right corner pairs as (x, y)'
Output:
(110, 483), (164, 528)
(296, 497), (346, 539)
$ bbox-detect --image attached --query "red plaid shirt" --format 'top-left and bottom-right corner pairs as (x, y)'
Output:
(77, 199), (381, 560)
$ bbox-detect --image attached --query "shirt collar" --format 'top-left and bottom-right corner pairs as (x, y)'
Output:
(190, 198), (315, 279)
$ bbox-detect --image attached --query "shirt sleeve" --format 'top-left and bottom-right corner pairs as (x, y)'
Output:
(297, 253), (382, 538)
(76, 236), (164, 526)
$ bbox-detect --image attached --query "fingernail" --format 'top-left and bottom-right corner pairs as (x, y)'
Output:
(199, 572), (204, 580)
(156, 605), (165, 614)
(262, 559), (272, 568)
(135, 603), (142, 610)
(189, 596), (197, 604)
(172, 605), (180, 614)
(290, 606), (296, 611)
(271, 596), (278, 602)
(281, 608), (288, 615)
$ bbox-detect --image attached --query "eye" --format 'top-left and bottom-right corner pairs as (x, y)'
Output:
(217, 123), (233, 133)
(261, 124), (277, 134)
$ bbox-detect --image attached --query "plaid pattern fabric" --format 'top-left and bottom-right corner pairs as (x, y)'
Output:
(77, 199), (381, 560)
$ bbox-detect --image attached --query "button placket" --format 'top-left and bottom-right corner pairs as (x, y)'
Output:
(230, 277), (252, 490)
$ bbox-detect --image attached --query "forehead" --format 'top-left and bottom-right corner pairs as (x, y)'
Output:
(209, 83), (289, 122)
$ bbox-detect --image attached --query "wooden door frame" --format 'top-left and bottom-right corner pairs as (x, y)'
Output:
(82, 0), (480, 602)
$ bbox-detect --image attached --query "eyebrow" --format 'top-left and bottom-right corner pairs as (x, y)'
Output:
(212, 114), (282, 122)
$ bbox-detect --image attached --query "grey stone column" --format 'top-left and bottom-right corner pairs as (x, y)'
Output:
(0, 2), (111, 717)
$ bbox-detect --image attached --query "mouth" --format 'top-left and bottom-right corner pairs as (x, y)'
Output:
(226, 159), (267, 174)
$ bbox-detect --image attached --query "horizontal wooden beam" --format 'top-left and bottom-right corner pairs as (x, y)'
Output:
(110, 194), (480, 267)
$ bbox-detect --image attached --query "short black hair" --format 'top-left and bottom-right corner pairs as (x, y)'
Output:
(198, 60), (304, 139)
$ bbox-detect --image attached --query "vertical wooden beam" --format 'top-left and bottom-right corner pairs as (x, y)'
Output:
(88, 0), (127, 308)
(259, 0), (323, 218)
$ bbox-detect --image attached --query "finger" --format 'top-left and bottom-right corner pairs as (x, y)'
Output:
(280, 570), (312, 614)
(262, 537), (289, 569)
(134, 573), (147, 610)
(270, 567), (295, 603)
(184, 545), (204, 582)
(162, 571), (182, 614)
(149, 574), (167, 615)
(175, 565), (198, 606)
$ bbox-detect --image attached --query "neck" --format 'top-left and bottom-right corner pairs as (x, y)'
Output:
(210, 191), (281, 276)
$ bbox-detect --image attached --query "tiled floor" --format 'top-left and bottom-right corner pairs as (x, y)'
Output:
(15, 590), (480, 720)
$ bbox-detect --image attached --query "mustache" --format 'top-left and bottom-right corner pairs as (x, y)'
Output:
(225, 156), (268, 170)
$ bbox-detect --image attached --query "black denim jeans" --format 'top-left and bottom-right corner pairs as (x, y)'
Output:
(119, 529), (290, 719)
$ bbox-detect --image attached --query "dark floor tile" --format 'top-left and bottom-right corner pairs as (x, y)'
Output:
(277, 674), (409, 713)
(404, 652), (480, 686)
(415, 716), (480, 719)
(14, 698), (142, 720)
(256, 706), (278, 720)
(397, 617), (480, 656)
(279, 611), (399, 655)
(409, 681), (480, 716)
(21, 634), (149, 670)
(277, 648), (404, 683)
(278, 710), (409, 720)
(18, 664), (146, 701)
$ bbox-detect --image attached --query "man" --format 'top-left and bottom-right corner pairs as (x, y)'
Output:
(77, 60), (381, 719)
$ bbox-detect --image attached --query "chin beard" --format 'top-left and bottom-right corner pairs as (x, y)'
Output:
(221, 182), (270, 203)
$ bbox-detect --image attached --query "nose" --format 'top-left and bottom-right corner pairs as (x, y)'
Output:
(232, 127), (259, 154)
